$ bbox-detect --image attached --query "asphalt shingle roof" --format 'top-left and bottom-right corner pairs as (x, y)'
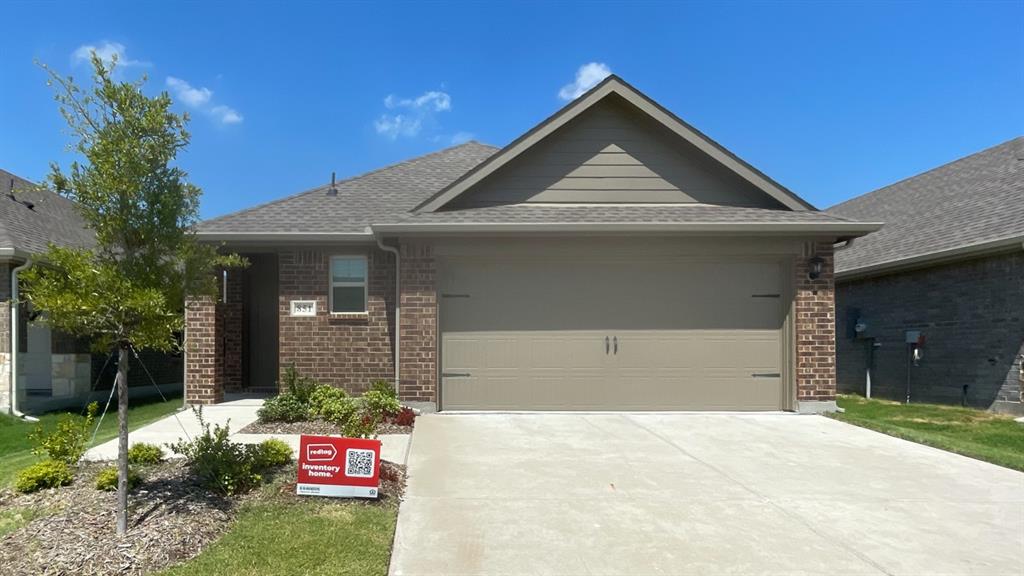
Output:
(383, 203), (856, 225)
(828, 137), (1024, 274)
(0, 169), (95, 255)
(198, 142), (499, 234)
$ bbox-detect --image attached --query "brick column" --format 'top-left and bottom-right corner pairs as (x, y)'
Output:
(795, 241), (837, 411)
(222, 269), (244, 393)
(185, 294), (221, 405)
(399, 243), (437, 404)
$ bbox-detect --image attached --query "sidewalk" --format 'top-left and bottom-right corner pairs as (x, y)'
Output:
(84, 398), (411, 464)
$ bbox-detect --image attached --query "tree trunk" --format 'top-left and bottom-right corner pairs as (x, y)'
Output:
(115, 344), (130, 536)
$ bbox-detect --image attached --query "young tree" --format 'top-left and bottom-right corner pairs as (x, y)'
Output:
(23, 54), (242, 535)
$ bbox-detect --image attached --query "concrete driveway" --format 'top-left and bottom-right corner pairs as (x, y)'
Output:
(389, 413), (1024, 576)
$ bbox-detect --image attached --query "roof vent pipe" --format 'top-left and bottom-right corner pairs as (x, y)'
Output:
(327, 172), (337, 196)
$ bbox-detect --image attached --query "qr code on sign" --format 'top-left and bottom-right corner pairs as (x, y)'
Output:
(345, 448), (375, 478)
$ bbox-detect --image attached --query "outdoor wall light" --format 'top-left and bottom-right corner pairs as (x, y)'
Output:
(807, 256), (825, 280)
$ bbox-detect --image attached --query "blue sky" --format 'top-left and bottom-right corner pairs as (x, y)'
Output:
(2, 1), (1021, 218)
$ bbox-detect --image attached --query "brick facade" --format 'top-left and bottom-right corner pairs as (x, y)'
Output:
(836, 252), (1024, 415)
(278, 248), (396, 394)
(398, 243), (437, 403)
(185, 294), (220, 404)
(795, 242), (837, 405)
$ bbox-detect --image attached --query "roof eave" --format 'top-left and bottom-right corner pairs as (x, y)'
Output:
(195, 231), (375, 245)
(371, 221), (883, 237)
(836, 234), (1024, 281)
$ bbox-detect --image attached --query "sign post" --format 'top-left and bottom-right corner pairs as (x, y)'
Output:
(296, 435), (381, 498)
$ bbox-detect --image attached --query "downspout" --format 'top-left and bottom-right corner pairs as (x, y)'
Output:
(9, 257), (38, 421)
(375, 236), (401, 396)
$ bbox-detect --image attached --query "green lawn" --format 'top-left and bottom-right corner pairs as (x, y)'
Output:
(161, 499), (398, 576)
(831, 394), (1024, 471)
(0, 394), (183, 486)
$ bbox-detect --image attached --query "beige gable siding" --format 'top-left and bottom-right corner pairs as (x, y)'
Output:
(452, 96), (784, 208)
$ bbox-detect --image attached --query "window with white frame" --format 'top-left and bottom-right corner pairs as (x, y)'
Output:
(329, 255), (368, 313)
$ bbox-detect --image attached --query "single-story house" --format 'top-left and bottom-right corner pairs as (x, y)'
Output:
(1, 168), (183, 415)
(189, 75), (880, 413)
(829, 137), (1024, 415)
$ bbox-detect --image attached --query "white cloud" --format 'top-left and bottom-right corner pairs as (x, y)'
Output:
(558, 62), (612, 100)
(72, 41), (149, 68)
(166, 77), (212, 107)
(384, 90), (451, 112)
(211, 105), (244, 125)
(375, 89), (455, 140)
(375, 114), (421, 139)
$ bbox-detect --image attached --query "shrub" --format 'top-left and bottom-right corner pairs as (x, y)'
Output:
(342, 411), (380, 439)
(392, 407), (416, 427)
(95, 465), (142, 491)
(127, 442), (164, 465)
(369, 379), (397, 399)
(362, 389), (401, 421)
(279, 364), (319, 405)
(309, 386), (357, 423)
(252, 439), (293, 469)
(168, 408), (262, 496)
(15, 460), (73, 493)
(257, 393), (309, 423)
(28, 402), (98, 465)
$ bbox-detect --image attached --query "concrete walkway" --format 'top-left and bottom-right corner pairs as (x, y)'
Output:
(84, 398), (411, 464)
(390, 413), (1024, 576)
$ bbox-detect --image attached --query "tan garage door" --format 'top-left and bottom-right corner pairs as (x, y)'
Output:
(439, 257), (787, 411)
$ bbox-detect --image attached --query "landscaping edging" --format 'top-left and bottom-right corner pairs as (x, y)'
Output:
(239, 420), (413, 436)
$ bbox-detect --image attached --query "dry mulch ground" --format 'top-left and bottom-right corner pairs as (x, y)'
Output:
(0, 459), (406, 576)
(239, 419), (413, 436)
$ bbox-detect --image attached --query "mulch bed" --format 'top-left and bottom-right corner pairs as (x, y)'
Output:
(239, 419), (413, 436)
(0, 459), (407, 575)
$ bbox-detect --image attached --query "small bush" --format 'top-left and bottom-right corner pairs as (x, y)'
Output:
(309, 386), (357, 423)
(28, 402), (98, 465)
(342, 411), (380, 439)
(362, 389), (401, 421)
(252, 439), (293, 469)
(168, 408), (262, 496)
(15, 460), (73, 493)
(95, 465), (142, 492)
(392, 407), (416, 427)
(279, 364), (319, 405)
(369, 379), (397, 399)
(127, 442), (165, 465)
(257, 393), (309, 423)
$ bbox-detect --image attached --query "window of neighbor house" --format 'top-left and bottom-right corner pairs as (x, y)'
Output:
(330, 255), (368, 313)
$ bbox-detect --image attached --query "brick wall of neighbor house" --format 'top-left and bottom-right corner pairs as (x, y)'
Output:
(836, 252), (1024, 415)
(278, 248), (396, 394)
(795, 242), (837, 405)
(398, 243), (437, 403)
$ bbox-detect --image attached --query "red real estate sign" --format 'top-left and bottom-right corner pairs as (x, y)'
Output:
(296, 435), (381, 499)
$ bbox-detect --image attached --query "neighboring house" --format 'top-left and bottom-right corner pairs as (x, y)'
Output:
(829, 138), (1024, 414)
(188, 76), (880, 413)
(1, 169), (183, 415)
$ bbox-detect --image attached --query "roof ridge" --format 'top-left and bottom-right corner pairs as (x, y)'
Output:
(828, 135), (1023, 212)
(200, 141), (498, 226)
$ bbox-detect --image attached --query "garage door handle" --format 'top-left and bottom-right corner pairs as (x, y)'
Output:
(751, 372), (781, 378)
(442, 372), (471, 378)
(613, 336), (618, 354)
(605, 336), (610, 354)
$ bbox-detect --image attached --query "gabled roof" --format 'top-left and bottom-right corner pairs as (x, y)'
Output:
(0, 169), (94, 258)
(197, 142), (498, 240)
(414, 75), (816, 213)
(828, 137), (1024, 278)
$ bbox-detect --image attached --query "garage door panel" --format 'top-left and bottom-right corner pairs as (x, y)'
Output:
(440, 258), (785, 411)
